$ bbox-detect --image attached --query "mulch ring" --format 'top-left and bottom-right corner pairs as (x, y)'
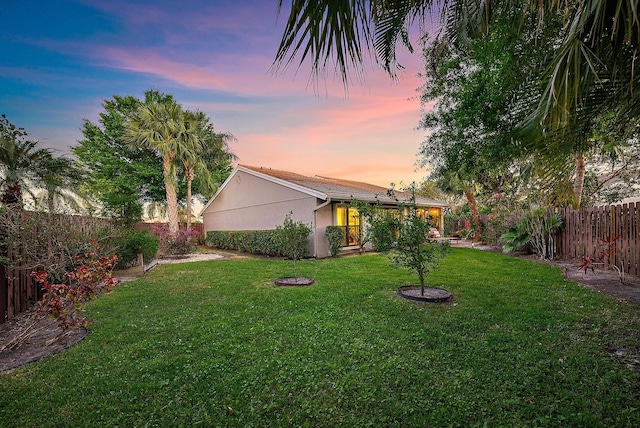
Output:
(275, 277), (315, 286)
(397, 286), (453, 303)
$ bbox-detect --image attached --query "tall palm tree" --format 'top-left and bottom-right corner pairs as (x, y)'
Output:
(124, 100), (198, 234)
(0, 115), (56, 209)
(180, 111), (237, 229)
(177, 111), (204, 230)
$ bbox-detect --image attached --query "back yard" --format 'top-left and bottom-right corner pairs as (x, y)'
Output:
(1, 248), (639, 426)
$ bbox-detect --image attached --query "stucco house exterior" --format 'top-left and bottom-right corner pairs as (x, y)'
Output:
(201, 165), (449, 258)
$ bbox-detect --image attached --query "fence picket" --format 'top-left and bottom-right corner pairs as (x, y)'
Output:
(557, 202), (639, 278)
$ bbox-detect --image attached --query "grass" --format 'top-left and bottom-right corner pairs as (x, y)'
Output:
(1, 248), (639, 427)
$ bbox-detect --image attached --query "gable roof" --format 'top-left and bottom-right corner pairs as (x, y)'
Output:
(201, 165), (448, 215)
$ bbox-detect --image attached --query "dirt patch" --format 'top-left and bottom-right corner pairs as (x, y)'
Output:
(519, 254), (640, 304)
(275, 277), (315, 286)
(0, 307), (86, 372)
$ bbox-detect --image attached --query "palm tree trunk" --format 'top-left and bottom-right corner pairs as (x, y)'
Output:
(463, 187), (480, 230)
(162, 156), (180, 235)
(185, 167), (194, 230)
(573, 152), (586, 209)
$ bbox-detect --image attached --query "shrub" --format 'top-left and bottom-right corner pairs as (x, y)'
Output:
(0, 209), (119, 283)
(113, 229), (158, 266)
(500, 206), (562, 260)
(276, 212), (311, 278)
(150, 224), (199, 256)
(366, 208), (398, 252)
(206, 230), (281, 256)
(31, 242), (120, 331)
(325, 226), (345, 257)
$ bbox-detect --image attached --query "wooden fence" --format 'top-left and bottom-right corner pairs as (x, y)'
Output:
(556, 202), (639, 276)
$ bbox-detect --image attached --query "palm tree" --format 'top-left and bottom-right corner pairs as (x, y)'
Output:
(180, 111), (237, 229)
(124, 100), (198, 234)
(35, 154), (87, 214)
(0, 115), (56, 209)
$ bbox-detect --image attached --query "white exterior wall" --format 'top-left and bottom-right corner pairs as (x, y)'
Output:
(313, 203), (333, 258)
(202, 170), (320, 255)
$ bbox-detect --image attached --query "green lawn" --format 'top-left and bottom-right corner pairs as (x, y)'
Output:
(1, 248), (639, 427)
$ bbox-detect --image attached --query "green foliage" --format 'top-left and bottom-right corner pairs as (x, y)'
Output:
(1, 115), (84, 211)
(113, 229), (158, 266)
(366, 207), (398, 252)
(500, 206), (563, 260)
(392, 212), (448, 295)
(73, 93), (166, 225)
(73, 91), (235, 227)
(325, 225), (345, 257)
(206, 230), (281, 256)
(2, 250), (639, 426)
(276, 212), (312, 277)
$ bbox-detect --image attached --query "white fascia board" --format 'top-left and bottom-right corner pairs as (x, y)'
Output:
(237, 166), (328, 200)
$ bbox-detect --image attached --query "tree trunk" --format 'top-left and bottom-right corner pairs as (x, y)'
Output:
(162, 156), (179, 235)
(573, 152), (586, 209)
(463, 187), (480, 230)
(185, 167), (194, 230)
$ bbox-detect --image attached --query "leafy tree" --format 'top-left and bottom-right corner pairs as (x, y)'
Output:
(73, 94), (166, 224)
(274, 1), (640, 207)
(124, 99), (198, 234)
(367, 187), (448, 295)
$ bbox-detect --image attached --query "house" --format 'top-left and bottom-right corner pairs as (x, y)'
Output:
(201, 165), (449, 258)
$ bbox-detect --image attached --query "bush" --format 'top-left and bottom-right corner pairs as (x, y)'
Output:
(325, 226), (345, 257)
(150, 224), (199, 256)
(206, 230), (281, 256)
(366, 208), (398, 252)
(113, 229), (158, 267)
(500, 206), (563, 260)
(31, 243), (120, 331)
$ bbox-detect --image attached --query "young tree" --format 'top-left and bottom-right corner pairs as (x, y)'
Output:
(276, 212), (311, 279)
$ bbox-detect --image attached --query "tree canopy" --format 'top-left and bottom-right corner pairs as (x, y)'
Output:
(73, 90), (236, 227)
(274, 1), (640, 208)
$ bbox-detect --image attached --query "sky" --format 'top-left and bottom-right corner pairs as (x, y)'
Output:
(1, 0), (435, 189)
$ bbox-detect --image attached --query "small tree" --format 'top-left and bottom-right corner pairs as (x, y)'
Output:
(369, 187), (448, 296)
(276, 212), (311, 278)
(393, 208), (448, 296)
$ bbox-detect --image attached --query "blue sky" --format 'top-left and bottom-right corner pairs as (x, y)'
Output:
(1, 0), (431, 187)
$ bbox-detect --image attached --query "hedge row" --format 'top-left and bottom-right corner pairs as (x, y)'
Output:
(207, 229), (312, 257)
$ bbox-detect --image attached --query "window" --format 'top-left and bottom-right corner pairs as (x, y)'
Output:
(335, 205), (360, 246)
(416, 207), (442, 228)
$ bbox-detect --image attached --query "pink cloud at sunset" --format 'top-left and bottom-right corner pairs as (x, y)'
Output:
(1, 0), (435, 189)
